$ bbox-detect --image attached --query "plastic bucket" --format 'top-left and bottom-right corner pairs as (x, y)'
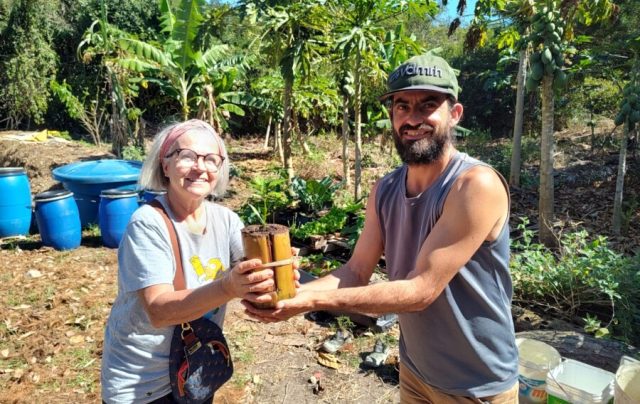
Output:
(0, 167), (32, 237)
(615, 356), (640, 404)
(34, 190), (81, 250)
(546, 358), (614, 403)
(140, 189), (166, 204)
(516, 338), (561, 403)
(52, 160), (142, 227)
(99, 189), (139, 248)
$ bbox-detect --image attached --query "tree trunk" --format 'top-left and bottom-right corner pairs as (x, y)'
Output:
(282, 76), (294, 181)
(354, 55), (363, 201)
(539, 74), (556, 247)
(180, 80), (190, 121)
(208, 85), (222, 136)
(108, 72), (128, 157)
(88, 91), (103, 146)
(341, 94), (350, 187)
(137, 118), (146, 148)
(293, 110), (310, 155)
(612, 119), (630, 235)
(380, 130), (389, 153)
(108, 79), (117, 151)
(510, 48), (528, 187)
(264, 115), (272, 150)
(275, 120), (284, 164)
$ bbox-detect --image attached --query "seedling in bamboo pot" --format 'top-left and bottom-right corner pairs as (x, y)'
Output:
(241, 224), (296, 309)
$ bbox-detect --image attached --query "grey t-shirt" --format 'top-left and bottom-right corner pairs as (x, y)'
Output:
(376, 152), (518, 397)
(101, 196), (244, 403)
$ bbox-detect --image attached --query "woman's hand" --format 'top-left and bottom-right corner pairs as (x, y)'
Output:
(292, 247), (301, 289)
(241, 247), (305, 319)
(230, 247), (302, 308)
(221, 258), (275, 301)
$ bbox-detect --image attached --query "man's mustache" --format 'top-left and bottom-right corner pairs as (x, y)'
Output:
(399, 123), (434, 133)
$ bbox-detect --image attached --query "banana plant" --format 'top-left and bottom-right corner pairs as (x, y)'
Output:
(116, 0), (251, 127)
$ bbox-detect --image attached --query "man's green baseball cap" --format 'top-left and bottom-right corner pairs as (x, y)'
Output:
(380, 53), (459, 102)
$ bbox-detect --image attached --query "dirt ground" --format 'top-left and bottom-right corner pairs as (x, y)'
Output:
(0, 127), (638, 403)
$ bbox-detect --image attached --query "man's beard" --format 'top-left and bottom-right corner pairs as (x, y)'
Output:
(392, 122), (452, 165)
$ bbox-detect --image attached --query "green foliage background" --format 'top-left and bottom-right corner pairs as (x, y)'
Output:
(1, 0), (637, 143)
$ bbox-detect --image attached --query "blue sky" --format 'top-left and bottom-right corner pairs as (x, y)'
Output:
(439, 0), (478, 25)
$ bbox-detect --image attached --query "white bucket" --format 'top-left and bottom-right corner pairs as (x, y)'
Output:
(516, 338), (561, 403)
(546, 358), (614, 403)
(615, 356), (640, 404)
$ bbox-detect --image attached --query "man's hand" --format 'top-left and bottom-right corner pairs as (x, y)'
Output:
(240, 290), (313, 322)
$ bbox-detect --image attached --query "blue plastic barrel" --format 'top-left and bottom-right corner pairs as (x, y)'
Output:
(0, 167), (32, 238)
(99, 189), (139, 248)
(34, 189), (81, 250)
(52, 160), (142, 228)
(141, 189), (167, 204)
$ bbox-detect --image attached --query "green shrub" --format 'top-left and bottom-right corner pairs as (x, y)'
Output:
(290, 207), (349, 240)
(0, 0), (63, 128)
(511, 217), (640, 344)
(290, 176), (340, 214)
(121, 145), (145, 161)
(237, 176), (290, 225)
(290, 201), (363, 242)
(300, 254), (342, 277)
(559, 76), (620, 124)
(340, 207), (365, 251)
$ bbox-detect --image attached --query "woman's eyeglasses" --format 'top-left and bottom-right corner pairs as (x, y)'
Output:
(165, 148), (225, 173)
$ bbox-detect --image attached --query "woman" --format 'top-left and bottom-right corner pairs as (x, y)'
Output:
(101, 119), (274, 403)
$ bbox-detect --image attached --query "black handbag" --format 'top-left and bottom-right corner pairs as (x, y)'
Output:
(150, 200), (234, 404)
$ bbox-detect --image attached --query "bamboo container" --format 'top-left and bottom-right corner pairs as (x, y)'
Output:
(241, 224), (296, 308)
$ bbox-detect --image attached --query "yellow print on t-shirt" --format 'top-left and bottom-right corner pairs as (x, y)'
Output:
(190, 256), (225, 282)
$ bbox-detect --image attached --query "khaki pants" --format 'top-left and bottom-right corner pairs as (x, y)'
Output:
(399, 363), (519, 404)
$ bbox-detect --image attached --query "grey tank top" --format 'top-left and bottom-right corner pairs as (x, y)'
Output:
(375, 152), (518, 397)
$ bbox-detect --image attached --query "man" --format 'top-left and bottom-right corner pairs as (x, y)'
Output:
(243, 53), (518, 403)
